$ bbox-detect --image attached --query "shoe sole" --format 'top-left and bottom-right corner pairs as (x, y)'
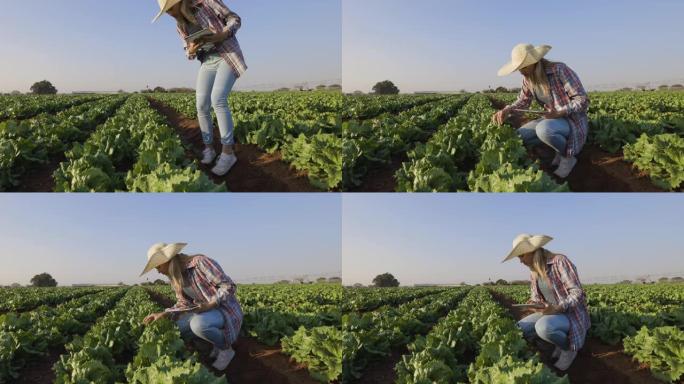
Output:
(212, 161), (237, 176)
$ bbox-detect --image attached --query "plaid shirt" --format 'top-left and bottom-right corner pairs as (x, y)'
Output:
(505, 62), (590, 157)
(530, 254), (591, 351)
(166, 255), (243, 346)
(176, 0), (247, 77)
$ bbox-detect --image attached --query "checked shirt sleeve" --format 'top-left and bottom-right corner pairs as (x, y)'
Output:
(505, 78), (533, 112)
(557, 64), (589, 116)
(555, 255), (585, 312)
(197, 256), (238, 304)
(530, 273), (543, 304)
(212, 0), (242, 36)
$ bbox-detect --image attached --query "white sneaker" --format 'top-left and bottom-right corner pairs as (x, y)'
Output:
(551, 152), (562, 167)
(201, 147), (217, 165)
(212, 347), (235, 371)
(553, 156), (577, 178)
(211, 153), (238, 176)
(209, 346), (220, 359)
(554, 349), (578, 371)
(552, 346), (562, 360)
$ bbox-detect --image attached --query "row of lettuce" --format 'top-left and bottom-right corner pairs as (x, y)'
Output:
(0, 94), (225, 192)
(492, 283), (684, 382)
(152, 92), (344, 190)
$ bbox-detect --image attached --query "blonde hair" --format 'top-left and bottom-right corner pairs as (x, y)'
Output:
(530, 248), (554, 284)
(526, 59), (553, 101)
(173, 0), (198, 31)
(167, 254), (195, 292)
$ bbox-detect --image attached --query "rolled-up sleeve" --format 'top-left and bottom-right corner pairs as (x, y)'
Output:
(557, 64), (589, 116)
(530, 274), (542, 304)
(505, 78), (533, 112)
(164, 288), (194, 320)
(213, 0), (242, 35)
(555, 256), (585, 312)
(197, 257), (237, 304)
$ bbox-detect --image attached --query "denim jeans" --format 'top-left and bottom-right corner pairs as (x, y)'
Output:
(176, 309), (228, 349)
(196, 54), (237, 146)
(517, 118), (570, 154)
(517, 312), (570, 350)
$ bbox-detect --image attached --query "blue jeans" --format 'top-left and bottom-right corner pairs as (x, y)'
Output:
(176, 309), (228, 349)
(196, 54), (237, 146)
(517, 312), (570, 350)
(517, 118), (570, 154)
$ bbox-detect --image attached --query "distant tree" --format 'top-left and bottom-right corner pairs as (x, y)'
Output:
(30, 80), (58, 95)
(618, 280), (632, 284)
(511, 280), (529, 285)
(494, 86), (509, 93)
(153, 86), (167, 93)
(153, 279), (166, 285)
(671, 277), (684, 282)
(372, 80), (400, 95)
(658, 277), (670, 283)
(11, 90), (21, 95)
(118, 282), (126, 286)
(275, 87), (291, 92)
(10, 283), (22, 288)
(495, 279), (508, 285)
(276, 279), (291, 284)
(117, 89), (126, 94)
(316, 277), (328, 283)
(372, 273), (399, 287)
(460, 89), (467, 94)
(460, 281), (468, 286)
(30, 273), (58, 287)
(671, 84), (684, 90)
(353, 90), (364, 95)
(619, 87), (633, 92)
(328, 84), (342, 90)
(316, 84), (327, 90)
(353, 283), (364, 288)
(658, 85), (669, 90)
(328, 277), (342, 283)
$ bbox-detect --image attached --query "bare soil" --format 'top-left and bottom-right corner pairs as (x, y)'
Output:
(349, 154), (406, 192)
(147, 98), (319, 192)
(14, 346), (64, 384)
(489, 290), (664, 384)
(354, 347), (406, 384)
(144, 288), (318, 384)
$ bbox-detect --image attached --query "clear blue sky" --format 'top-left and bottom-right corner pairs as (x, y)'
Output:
(343, 0), (684, 93)
(342, 194), (684, 286)
(0, 194), (341, 286)
(0, 0), (341, 93)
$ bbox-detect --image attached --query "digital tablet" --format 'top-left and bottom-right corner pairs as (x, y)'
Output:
(185, 29), (213, 43)
(166, 306), (200, 313)
(511, 303), (545, 309)
(513, 109), (547, 114)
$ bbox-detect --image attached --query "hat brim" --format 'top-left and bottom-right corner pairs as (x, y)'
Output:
(151, 0), (181, 23)
(497, 46), (552, 77)
(140, 242), (187, 276)
(501, 236), (553, 263)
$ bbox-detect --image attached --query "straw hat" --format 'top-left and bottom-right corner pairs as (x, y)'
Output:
(497, 44), (552, 76)
(502, 234), (553, 263)
(140, 242), (187, 276)
(152, 0), (182, 23)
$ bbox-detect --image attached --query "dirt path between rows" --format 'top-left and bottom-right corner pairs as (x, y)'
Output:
(349, 154), (405, 192)
(145, 288), (318, 384)
(487, 97), (663, 192)
(147, 98), (319, 192)
(489, 290), (663, 384)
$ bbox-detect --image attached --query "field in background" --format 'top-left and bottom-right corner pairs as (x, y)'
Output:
(342, 91), (684, 192)
(0, 283), (342, 384)
(341, 283), (684, 383)
(0, 91), (342, 192)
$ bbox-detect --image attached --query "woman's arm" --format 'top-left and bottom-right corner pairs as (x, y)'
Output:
(557, 64), (589, 116)
(504, 78), (533, 112)
(555, 255), (585, 312)
(529, 274), (543, 304)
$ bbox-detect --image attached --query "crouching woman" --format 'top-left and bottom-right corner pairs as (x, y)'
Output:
(141, 242), (242, 371)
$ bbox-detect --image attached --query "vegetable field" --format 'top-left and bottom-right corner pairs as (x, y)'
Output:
(0, 91), (342, 192)
(0, 283), (342, 384)
(341, 283), (684, 384)
(343, 91), (684, 192)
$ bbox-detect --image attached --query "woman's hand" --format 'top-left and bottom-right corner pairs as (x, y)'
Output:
(187, 42), (201, 56)
(543, 104), (565, 120)
(143, 312), (168, 325)
(491, 109), (510, 125)
(195, 300), (218, 313)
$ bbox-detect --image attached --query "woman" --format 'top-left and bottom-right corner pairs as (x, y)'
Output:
(492, 44), (589, 178)
(502, 234), (590, 371)
(141, 242), (243, 371)
(153, 0), (247, 176)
